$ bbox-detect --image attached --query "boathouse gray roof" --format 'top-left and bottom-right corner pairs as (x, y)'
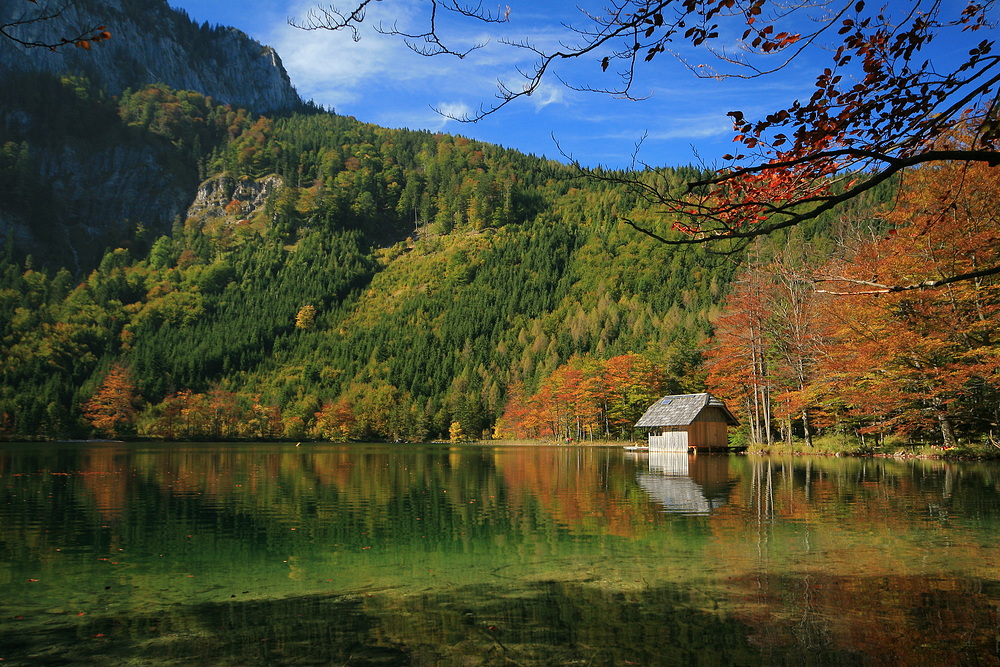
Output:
(635, 393), (739, 428)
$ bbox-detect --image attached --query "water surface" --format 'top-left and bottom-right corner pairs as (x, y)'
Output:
(1, 443), (998, 665)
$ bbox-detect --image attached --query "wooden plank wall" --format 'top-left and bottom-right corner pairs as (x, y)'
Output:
(688, 421), (728, 448)
(649, 432), (689, 452)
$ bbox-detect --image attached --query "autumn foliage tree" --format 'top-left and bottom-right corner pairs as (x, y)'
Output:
(704, 258), (774, 446)
(708, 141), (1000, 447)
(702, 245), (826, 447)
(143, 388), (285, 440)
(82, 364), (140, 438)
(497, 353), (665, 441)
(298, 1), (1000, 284)
(812, 155), (1000, 445)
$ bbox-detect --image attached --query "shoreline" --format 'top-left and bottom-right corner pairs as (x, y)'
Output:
(3, 437), (998, 460)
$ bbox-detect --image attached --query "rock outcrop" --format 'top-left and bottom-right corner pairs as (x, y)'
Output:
(187, 174), (284, 222)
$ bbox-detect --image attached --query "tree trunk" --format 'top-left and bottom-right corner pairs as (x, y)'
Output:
(938, 412), (957, 448)
(802, 410), (813, 447)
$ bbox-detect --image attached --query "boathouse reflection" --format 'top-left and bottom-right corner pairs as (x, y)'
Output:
(636, 452), (736, 515)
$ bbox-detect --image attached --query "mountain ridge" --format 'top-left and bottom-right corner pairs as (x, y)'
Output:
(0, 0), (303, 113)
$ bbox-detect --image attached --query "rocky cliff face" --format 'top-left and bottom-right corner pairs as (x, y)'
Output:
(0, 95), (196, 272)
(0, 0), (303, 113)
(0, 0), (307, 271)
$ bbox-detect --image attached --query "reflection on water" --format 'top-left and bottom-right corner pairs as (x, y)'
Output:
(0, 443), (998, 666)
(637, 452), (733, 515)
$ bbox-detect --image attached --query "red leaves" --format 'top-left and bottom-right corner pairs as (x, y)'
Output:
(585, 1), (999, 261)
(773, 31), (800, 47)
(743, 18), (800, 53)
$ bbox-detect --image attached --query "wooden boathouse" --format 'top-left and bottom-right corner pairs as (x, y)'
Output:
(635, 393), (739, 452)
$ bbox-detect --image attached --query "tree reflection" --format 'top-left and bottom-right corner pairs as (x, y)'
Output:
(0, 445), (998, 664)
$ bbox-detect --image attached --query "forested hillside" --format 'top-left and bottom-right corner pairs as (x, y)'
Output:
(0, 74), (735, 442)
(3, 69), (996, 448)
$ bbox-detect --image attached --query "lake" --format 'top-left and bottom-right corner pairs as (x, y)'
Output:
(0, 442), (998, 666)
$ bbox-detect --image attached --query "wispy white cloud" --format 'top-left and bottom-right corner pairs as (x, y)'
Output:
(434, 101), (473, 125)
(266, 2), (398, 105)
(267, 1), (507, 103)
(636, 116), (733, 141)
(268, 0), (583, 115)
(526, 81), (566, 110)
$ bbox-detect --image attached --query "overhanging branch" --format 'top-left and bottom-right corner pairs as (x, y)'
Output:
(617, 148), (1000, 247)
(813, 264), (1000, 294)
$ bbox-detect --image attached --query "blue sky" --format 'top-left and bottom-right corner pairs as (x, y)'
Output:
(164, 1), (838, 170)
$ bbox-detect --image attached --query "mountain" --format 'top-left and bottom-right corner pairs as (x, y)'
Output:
(0, 0), (304, 271)
(0, 68), (734, 441)
(0, 0), (302, 113)
(0, 0), (744, 443)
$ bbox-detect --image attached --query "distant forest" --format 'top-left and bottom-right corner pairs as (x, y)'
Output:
(1, 74), (997, 447)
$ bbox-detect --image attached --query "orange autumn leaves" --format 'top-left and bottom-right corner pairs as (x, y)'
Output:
(72, 26), (111, 51)
(82, 364), (140, 438)
(13, 0), (111, 51)
(496, 353), (667, 441)
(82, 367), (285, 440)
(706, 158), (1000, 445)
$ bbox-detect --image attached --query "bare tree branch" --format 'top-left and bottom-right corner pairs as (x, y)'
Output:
(813, 264), (1000, 295)
(2, 0), (110, 51)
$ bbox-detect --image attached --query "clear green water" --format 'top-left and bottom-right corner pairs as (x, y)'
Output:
(1, 443), (998, 665)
